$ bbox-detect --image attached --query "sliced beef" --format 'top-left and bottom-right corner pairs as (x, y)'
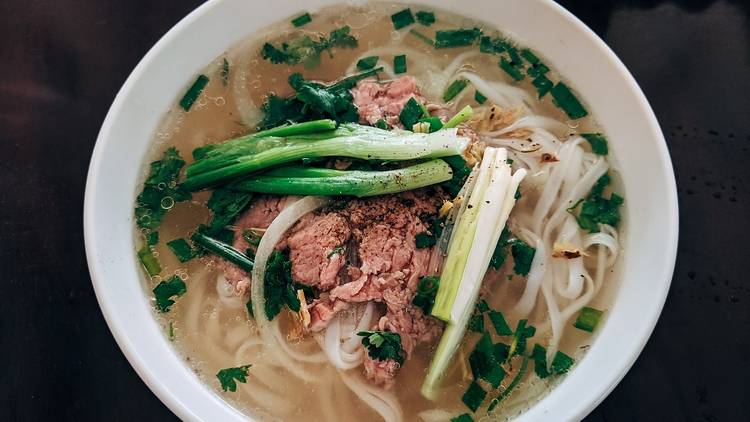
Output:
(307, 294), (350, 332)
(351, 76), (423, 127)
(286, 212), (351, 291)
(363, 355), (400, 389)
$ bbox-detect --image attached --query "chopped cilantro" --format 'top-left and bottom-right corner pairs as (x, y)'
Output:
(500, 58), (524, 81)
(569, 173), (624, 232)
(487, 355), (529, 411)
(291, 12), (312, 27)
(461, 380), (486, 412)
(179, 74), (209, 111)
(409, 29), (434, 46)
(394, 54), (407, 74)
(413, 276), (440, 314)
(574, 306), (604, 332)
(476, 299), (490, 313)
(415, 232), (437, 248)
(493, 342), (510, 362)
(135, 147), (191, 230)
(531, 344), (575, 378)
(167, 238), (196, 263)
(511, 239), (535, 276)
(261, 25), (358, 68)
(451, 414), (474, 422)
(469, 333), (506, 388)
(399, 97), (425, 129)
(220, 58), (229, 86)
(551, 350), (575, 374)
(391, 8), (415, 30)
(415, 11), (435, 26)
(488, 310), (513, 336)
(263, 250), (300, 320)
(216, 364), (252, 392)
(532, 74), (553, 98)
(153, 275), (187, 312)
(443, 79), (469, 102)
(441, 155), (472, 197)
(581, 133), (609, 155)
(357, 331), (405, 365)
(137, 245), (161, 277)
(474, 90), (487, 104)
(551, 82), (588, 119)
(357, 56), (379, 70)
(468, 313), (485, 333)
(146, 231), (159, 246)
(435, 28), (481, 49)
(489, 227), (511, 270)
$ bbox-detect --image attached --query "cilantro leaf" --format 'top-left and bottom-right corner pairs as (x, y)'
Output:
(399, 96), (426, 129)
(468, 333), (506, 388)
(412, 276), (440, 314)
(357, 331), (405, 365)
(260, 26), (358, 68)
(488, 309), (513, 336)
(206, 188), (253, 235)
(415, 232), (437, 248)
(263, 250), (301, 320)
(531, 344), (575, 379)
(216, 364), (252, 392)
(461, 380), (486, 412)
(356, 56), (379, 70)
(489, 227), (511, 270)
(569, 173), (624, 232)
(135, 147), (191, 230)
(153, 275), (187, 312)
(468, 313), (484, 333)
(441, 155), (472, 197)
(510, 239), (535, 276)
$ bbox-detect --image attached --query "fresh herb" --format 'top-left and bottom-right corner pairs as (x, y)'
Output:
(488, 310), (513, 336)
(532, 74), (553, 98)
(551, 350), (575, 374)
(216, 364), (252, 392)
(527, 63), (549, 79)
(520, 48), (540, 64)
(138, 245), (161, 277)
(418, 116), (443, 133)
(468, 313), (485, 333)
(394, 54), (407, 74)
(574, 306), (604, 332)
(479, 36), (505, 55)
(487, 355), (529, 411)
(507, 319), (536, 358)
(221, 58), (229, 86)
(499, 58), (524, 81)
(415, 10), (435, 26)
(206, 188), (253, 235)
(531, 344), (575, 379)
(357, 331), (405, 365)
(415, 232), (437, 248)
(469, 333), (506, 388)
(180, 74), (209, 111)
(375, 119), (388, 130)
(569, 174), (624, 232)
(327, 245), (345, 258)
(493, 342), (510, 362)
(399, 97), (425, 129)
(441, 155), (472, 197)
(435, 28), (481, 49)
(550, 82), (588, 119)
(461, 380), (487, 412)
(357, 56), (379, 70)
(451, 414), (474, 422)
(191, 230), (254, 272)
(476, 299), (490, 313)
(245, 297), (254, 318)
(291, 12), (312, 27)
(263, 250), (301, 320)
(409, 29), (434, 46)
(443, 79), (469, 102)
(581, 133), (609, 155)
(391, 8), (415, 30)
(146, 231), (159, 246)
(261, 25), (358, 68)
(153, 275), (187, 312)
(135, 147), (191, 230)
(167, 238), (196, 263)
(474, 90), (487, 104)
(413, 276), (440, 314)
(510, 239), (535, 276)
(489, 227), (511, 270)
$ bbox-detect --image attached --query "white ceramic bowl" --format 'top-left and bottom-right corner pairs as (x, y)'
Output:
(84, 0), (678, 420)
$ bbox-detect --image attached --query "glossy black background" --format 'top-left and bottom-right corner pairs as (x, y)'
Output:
(1, 1), (748, 421)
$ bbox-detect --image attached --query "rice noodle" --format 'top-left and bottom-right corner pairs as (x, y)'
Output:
(340, 370), (403, 422)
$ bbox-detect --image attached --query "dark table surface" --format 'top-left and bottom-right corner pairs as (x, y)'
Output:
(1, 0), (748, 421)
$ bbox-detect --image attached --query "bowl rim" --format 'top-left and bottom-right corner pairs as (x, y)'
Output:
(84, 0), (679, 420)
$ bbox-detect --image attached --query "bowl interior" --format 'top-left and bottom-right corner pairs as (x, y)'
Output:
(84, 0), (678, 420)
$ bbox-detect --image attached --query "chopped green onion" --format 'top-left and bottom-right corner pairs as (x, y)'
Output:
(146, 231), (159, 246)
(444, 105), (474, 128)
(245, 297), (254, 318)
(418, 116), (443, 133)
(443, 79), (469, 102)
(468, 314), (484, 333)
(551, 82), (588, 119)
(479, 36), (505, 55)
(493, 342), (510, 362)
(573, 306), (604, 332)
(451, 414), (474, 422)
(167, 238), (196, 263)
(399, 97), (424, 128)
(581, 133), (609, 155)
(415, 10), (435, 26)
(551, 350), (575, 373)
(487, 355), (529, 412)
(221, 58), (229, 86)
(291, 12), (312, 27)
(394, 54), (407, 74)
(434, 28), (481, 48)
(476, 300), (490, 313)
(192, 230), (254, 272)
(138, 245), (161, 277)
(503, 43), (522, 66)
(179, 74), (209, 111)
(520, 48), (540, 64)
(468, 333), (506, 388)
(356, 56), (379, 70)
(531, 343), (551, 378)
(168, 321), (174, 340)
(499, 58), (524, 81)
(415, 231), (438, 248)
(409, 29), (434, 46)
(153, 275), (187, 312)
(510, 239), (535, 276)
(461, 381), (486, 412)
(391, 8), (415, 30)
(488, 310), (513, 336)
(507, 319), (535, 359)
(375, 119), (388, 130)
(527, 62), (549, 78)
(532, 74), (553, 98)
(413, 276), (440, 314)
(474, 90), (487, 104)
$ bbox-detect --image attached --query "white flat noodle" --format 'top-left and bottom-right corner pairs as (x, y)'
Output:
(340, 370), (403, 422)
